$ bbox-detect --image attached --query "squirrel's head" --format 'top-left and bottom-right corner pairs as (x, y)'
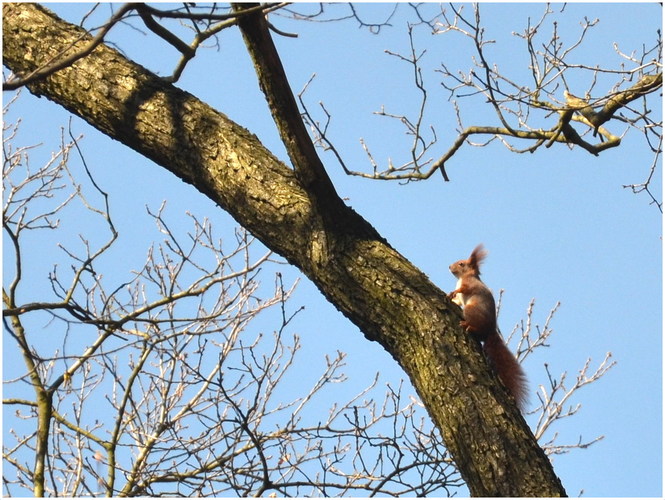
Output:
(449, 244), (486, 278)
(449, 259), (469, 278)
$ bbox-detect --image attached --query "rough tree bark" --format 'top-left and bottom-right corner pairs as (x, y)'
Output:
(3, 4), (566, 496)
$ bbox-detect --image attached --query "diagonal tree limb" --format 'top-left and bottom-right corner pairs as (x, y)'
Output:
(231, 3), (344, 215)
(595, 73), (663, 125)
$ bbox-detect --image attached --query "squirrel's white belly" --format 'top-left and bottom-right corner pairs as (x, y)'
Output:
(452, 278), (466, 306)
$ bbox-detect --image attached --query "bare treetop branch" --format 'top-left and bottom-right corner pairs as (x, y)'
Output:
(318, 3), (661, 202)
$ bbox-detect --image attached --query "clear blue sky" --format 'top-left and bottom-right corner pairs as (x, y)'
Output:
(3, 2), (662, 497)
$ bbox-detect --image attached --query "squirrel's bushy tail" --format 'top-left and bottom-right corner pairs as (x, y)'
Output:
(483, 333), (529, 410)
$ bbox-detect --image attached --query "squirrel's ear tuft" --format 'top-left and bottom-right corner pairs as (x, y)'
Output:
(469, 244), (487, 267)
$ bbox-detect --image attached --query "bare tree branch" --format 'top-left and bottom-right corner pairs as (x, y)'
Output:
(312, 3), (662, 207)
(499, 295), (617, 456)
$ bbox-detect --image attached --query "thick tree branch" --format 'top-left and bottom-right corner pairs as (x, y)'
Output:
(594, 73), (662, 126)
(2, 3), (134, 91)
(232, 3), (343, 213)
(2, 4), (566, 496)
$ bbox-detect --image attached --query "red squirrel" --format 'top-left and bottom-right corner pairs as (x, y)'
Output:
(448, 244), (528, 410)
